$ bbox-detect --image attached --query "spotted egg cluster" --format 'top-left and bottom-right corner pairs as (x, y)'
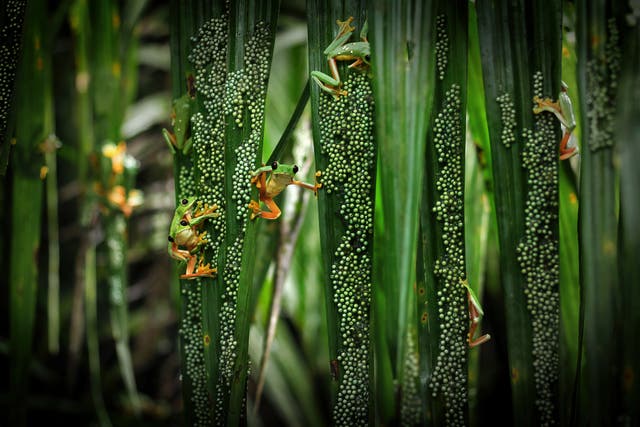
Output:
(517, 71), (559, 426)
(217, 20), (270, 376)
(185, 14), (230, 426)
(428, 84), (468, 427)
(318, 72), (375, 426)
(215, 24), (271, 423)
(178, 166), (196, 196)
(178, 281), (211, 425)
(435, 15), (449, 81)
(586, 18), (620, 151)
(190, 15), (229, 254)
(225, 23), (271, 222)
(0, 1), (26, 142)
(497, 92), (517, 148)
(401, 328), (421, 426)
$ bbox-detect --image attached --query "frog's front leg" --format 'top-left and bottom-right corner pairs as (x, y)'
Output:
(311, 68), (347, 98)
(291, 170), (323, 196)
(250, 168), (271, 191)
(190, 203), (219, 226)
(533, 85), (579, 160)
(311, 17), (355, 98)
(162, 128), (178, 155)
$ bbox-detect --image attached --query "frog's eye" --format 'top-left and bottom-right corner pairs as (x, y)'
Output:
(271, 161), (278, 170)
(180, 220), (188, 226)
(168, 236), (174, 242)
(293, 165), (299, 174)
(181, 198), (189, 205)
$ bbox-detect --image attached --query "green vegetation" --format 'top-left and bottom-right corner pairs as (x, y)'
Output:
(1, 1), (639, 426)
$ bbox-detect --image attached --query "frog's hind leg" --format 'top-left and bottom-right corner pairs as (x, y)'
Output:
(348, 57), (365, 69)
(468, 324), (491, 348)
(180, 254), (217, 279)
(260, 197), (281, 220)
(180, 254), (198, 278)
(559, 131), (578, 160)
(468, 301), (491, 348)
(249, 171), (270, 219)
(170, 243), (191, 263)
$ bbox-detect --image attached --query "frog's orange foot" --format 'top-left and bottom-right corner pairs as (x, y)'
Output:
(313, 171), (323, 196)
(468, 333), (491, 348)
(196, 231), (209, 246)
(532, 96), (559, 114)
(181, 262), (217, 279)
(194, 203), (218, 218)
(180, 270), (216, 279)
(467, 318), (491, 348)
(169, 247), (191, 263)
(331, 87), (348, 99)
(248, 200), (262, 220)
(336, 17), (355, 35)
(560, 145), (579, 160)
(248, 200), (261, 212)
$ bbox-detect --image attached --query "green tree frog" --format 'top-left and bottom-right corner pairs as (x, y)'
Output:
(163, 93), (194, 155)
(248, 161), (322, 220)
(311, 16), (370, 98)
(168, 197), (219, 279)
(461, 279), (491, 348)
(533, 81), (579, 160)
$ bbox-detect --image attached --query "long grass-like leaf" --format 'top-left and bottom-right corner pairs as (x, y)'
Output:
(66, 0), (96, 392)
(477, 1), (563, 424)
(44, 140), (61, 356)
(85, 247), (112, 427)
(90, 0), (142, 414)
(368, 0), (436, 424)
(166, 1), (211, 423)
(617, 18), (640, 426)
(41, 2), (66, 356)
(475, 4), (533, 422)
(417, 2), (469, 425)
(465, 7), (493, 420)
(576, 2), (625, 424)
(558, 17), (581, 425)
(186, 1), (279, 423)
(308, 2), (376, 424)
(9, 1), (48, 424)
